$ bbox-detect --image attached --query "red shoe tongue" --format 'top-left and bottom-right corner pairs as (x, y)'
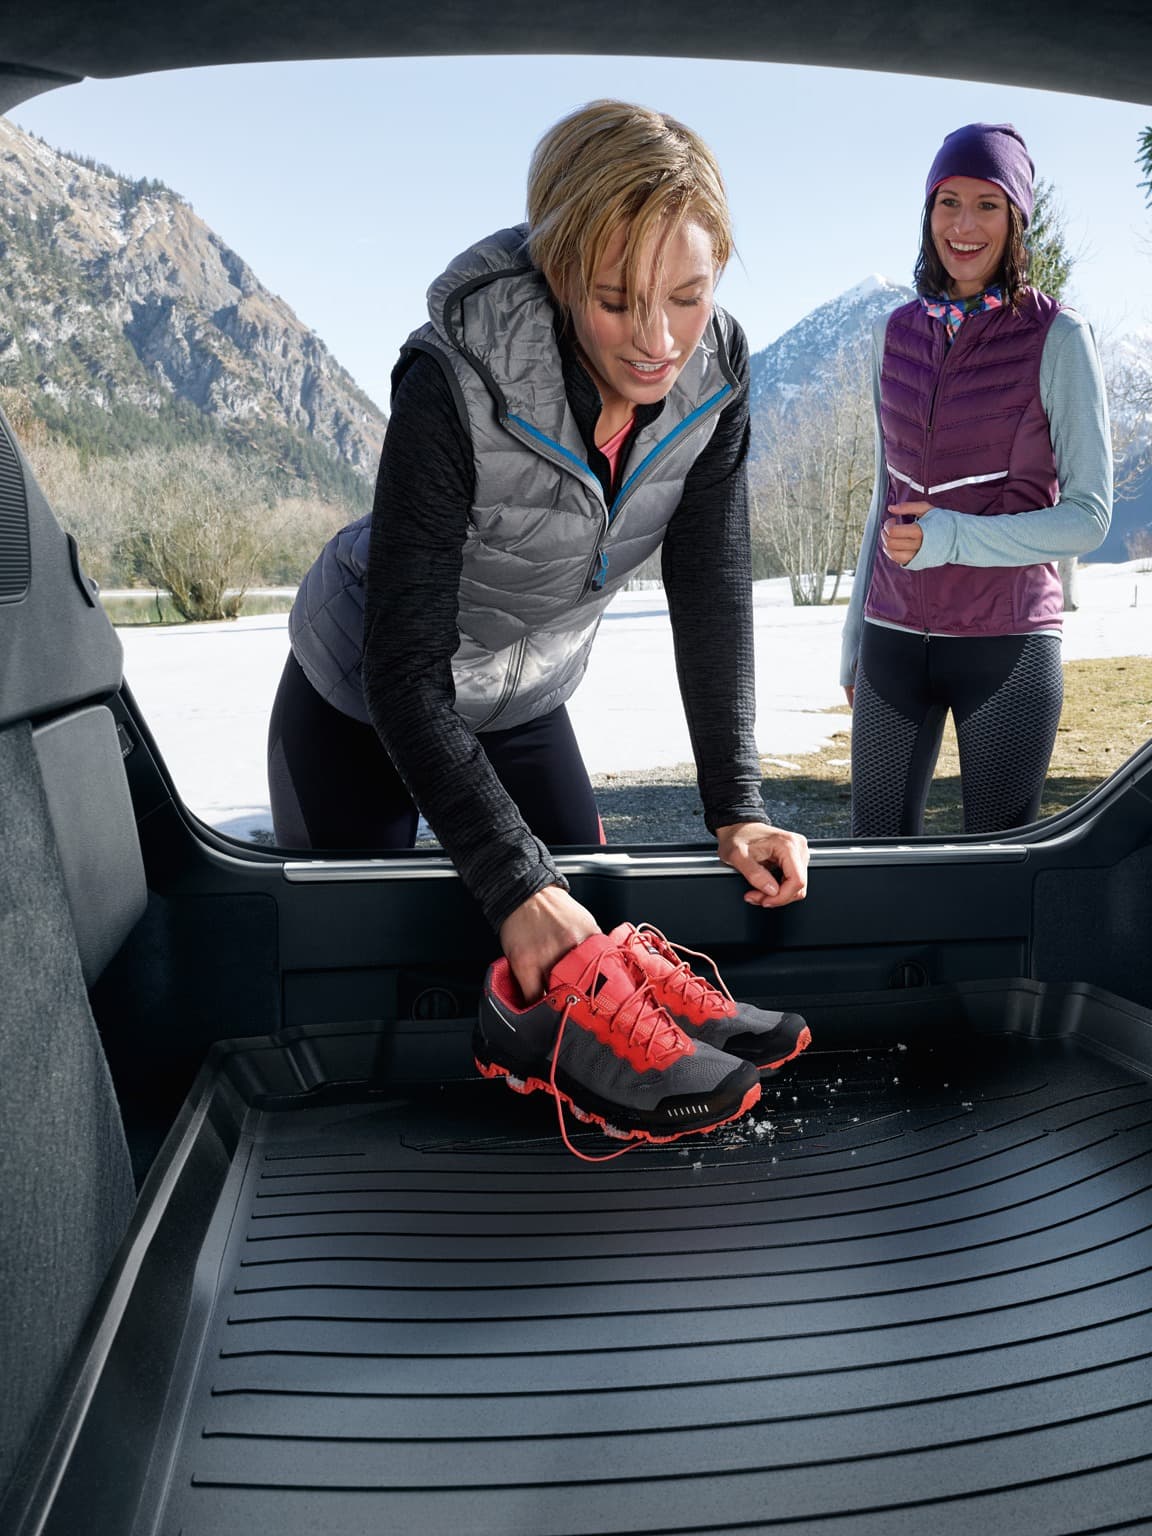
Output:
(549, 933), (644, 1012)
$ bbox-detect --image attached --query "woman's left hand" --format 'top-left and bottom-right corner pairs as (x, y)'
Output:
(716, 822), (809, 908)
(882, 500), (935, 566)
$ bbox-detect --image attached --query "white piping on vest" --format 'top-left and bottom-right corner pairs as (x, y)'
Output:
(886, 465), (926, 493)
(887, 463), (1009, 498)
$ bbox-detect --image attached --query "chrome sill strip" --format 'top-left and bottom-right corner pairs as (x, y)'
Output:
(282, 843), (1029, 882)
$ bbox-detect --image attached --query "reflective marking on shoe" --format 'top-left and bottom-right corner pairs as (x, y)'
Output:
(485, 997), (520, 1034)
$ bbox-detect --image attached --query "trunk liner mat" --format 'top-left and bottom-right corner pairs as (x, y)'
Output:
(147, 1034), (1152, 1535)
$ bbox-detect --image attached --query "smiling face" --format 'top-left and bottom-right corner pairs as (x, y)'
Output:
(929, 176), (1011, 298)
(567, 218), (716, 439)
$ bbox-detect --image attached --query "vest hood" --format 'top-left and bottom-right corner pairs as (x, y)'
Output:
(425, 225), (561, 424)
(426, 225), (536, 336)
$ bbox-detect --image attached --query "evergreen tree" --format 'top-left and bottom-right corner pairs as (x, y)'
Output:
(1028, 179), (1073, 300)
(1138, 126), (1152, 205)
(1022, 179), (1079, 606)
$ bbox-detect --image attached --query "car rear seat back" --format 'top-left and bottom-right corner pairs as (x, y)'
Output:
(0, 405), (146, 1499)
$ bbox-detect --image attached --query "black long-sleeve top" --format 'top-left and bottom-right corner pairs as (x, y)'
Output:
(361, 319), (767, 932)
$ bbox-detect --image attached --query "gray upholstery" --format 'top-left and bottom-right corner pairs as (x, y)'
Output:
(0, 394), (140, 1497)
(0, 410), (123, 732)
(0, 720), (136, 1492)
(33, 706), (148, 987)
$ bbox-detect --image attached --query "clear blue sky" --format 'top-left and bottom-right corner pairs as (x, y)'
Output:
(11, 55), (1152, 411)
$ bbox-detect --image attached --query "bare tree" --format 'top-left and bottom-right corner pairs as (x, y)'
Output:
(1, 387), (136, 588)
(1104, 338), (1152, 501)
(124, 445), (283, 621)
(256, 494), (350, 587)
(750, 341), (873, 605)
(1125, 527), (1152, 571)
(3, 384), (354, 607)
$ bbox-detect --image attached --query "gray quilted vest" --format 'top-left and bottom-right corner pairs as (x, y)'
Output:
(290, 225), (739, 730)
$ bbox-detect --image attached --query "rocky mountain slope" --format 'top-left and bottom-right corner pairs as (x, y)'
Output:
(749, 274), (913, 415)
(0, 116), (385, 504)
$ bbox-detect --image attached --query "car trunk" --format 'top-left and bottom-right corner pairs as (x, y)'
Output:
(5, 690), (1152, 1533)
(3, 393), (1152, 1534)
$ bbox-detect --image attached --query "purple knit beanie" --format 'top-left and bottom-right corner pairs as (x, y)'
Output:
(925, 123), (1035, 226)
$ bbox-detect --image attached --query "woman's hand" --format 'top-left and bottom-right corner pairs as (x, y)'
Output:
(499, 885), (601, 1004)
(716, 822), (809, 909)
(844, 684), (855, 708)
(882, 500), (934, 566)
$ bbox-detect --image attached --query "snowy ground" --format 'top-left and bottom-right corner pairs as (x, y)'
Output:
(115, 563), (1152, 841)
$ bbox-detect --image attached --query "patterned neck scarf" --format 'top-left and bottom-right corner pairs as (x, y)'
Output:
(921, 284), (1004, 345)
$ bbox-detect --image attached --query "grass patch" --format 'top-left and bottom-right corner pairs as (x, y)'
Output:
(761, 655), (1152, 839)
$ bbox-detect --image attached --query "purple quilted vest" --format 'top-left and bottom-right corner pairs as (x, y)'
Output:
(865, 289), (1063, 636)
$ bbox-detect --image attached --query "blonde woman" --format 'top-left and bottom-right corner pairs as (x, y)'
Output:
(270, 101), (809, 1143)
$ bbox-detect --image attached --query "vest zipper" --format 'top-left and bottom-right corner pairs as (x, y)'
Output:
(581, 385), (733, 595)
(919, 329), (962, 631)
(924, 312), (972, 433)
(502, 412), (608, 594)
(490, 383), (731, 720)
(473, 636), (527, 730)
(503, 414), (606, 500)
(925, 351), (952, 434)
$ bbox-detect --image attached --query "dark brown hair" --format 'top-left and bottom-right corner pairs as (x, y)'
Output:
(914, 193), (1030, 308)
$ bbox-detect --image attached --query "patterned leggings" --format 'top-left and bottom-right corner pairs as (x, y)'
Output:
(850, 623), (1064, 838)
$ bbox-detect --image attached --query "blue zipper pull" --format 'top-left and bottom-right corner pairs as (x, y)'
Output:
(591, 550), (610, 591)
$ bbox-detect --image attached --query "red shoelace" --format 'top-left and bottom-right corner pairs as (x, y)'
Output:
(633, 922), (735, 1013)
(548, 944), (686, 1163)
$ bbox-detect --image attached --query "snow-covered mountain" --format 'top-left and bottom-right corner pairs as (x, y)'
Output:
(749, 274), (913, 415)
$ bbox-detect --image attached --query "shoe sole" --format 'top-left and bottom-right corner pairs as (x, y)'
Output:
(756, 1023), (813, 1076)
(474, 1054), (762, 1146)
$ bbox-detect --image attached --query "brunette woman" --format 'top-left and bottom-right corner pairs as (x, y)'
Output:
(841, 122), (1111, 837)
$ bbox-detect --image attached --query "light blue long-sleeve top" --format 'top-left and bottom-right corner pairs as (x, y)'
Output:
(840, 306), (1113, 688)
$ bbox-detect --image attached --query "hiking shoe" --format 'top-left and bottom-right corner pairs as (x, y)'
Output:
(609, 922), (811, 1074)
(475, 932), (760, 1145)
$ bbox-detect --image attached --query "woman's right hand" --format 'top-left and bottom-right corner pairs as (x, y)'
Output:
(844, 684), (855, 708)
(499, 885), (601, 1004)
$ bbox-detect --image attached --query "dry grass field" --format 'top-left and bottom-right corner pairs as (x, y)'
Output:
(591, 655), (1152, 845)
(760, 655), (1152, 839)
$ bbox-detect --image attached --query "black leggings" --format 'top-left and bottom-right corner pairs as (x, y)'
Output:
(267, 652), (603, 851)
(850, 624), (1064, 838)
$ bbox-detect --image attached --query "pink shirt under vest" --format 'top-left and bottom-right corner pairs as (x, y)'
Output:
(598, 416), (634, 485)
